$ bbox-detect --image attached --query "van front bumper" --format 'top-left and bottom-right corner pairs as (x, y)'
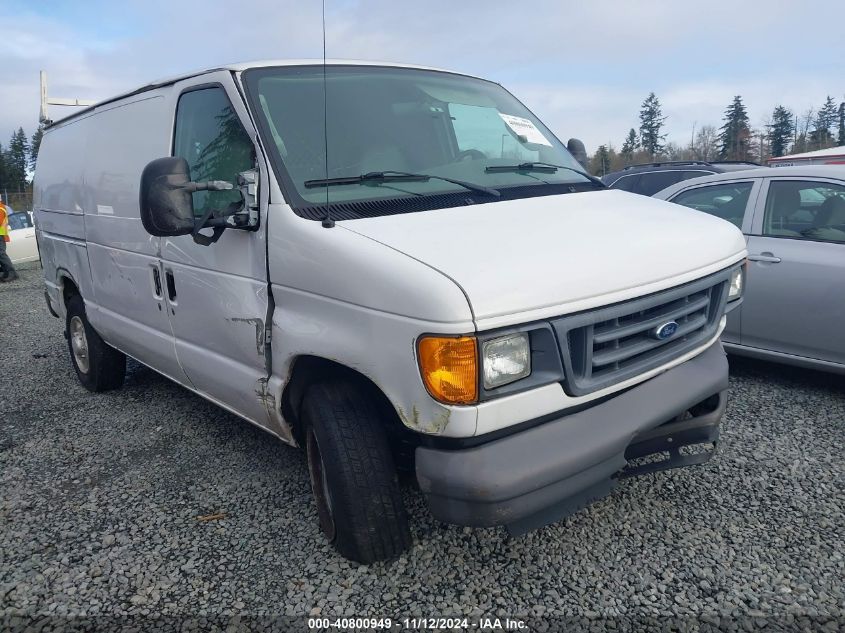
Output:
(414, 341), (728, 534)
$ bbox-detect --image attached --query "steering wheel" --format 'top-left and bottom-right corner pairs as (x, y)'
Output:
(456, 149), (487, 161)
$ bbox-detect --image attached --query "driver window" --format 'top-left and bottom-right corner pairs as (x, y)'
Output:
(173, 87), (254, 217)
(763, 180), (845, 242)
(670, 182), (753, 229)
(448, 103), (538, 162)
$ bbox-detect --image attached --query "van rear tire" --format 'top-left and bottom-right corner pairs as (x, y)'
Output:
(302, 381), (411, 564)
(65, 294), (126, 392)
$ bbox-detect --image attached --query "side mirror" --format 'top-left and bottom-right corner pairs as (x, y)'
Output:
(139, 157), (196, 237)
(567, 138), (588, 169)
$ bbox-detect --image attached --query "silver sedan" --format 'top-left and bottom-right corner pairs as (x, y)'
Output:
(655, 165), (845, 374)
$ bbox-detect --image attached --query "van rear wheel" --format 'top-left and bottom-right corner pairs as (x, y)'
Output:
(65, 294), (126, 392)
(302, 381), (411, 563)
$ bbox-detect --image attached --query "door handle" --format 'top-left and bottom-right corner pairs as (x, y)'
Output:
(748, 252), (781, 263)
(165, 270), (177, 302)
(151, 267), (163, 299)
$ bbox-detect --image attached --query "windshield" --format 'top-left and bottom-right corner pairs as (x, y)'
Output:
(242, 65), (591, 215)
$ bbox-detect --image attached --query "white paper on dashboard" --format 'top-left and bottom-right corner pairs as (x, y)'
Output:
(498, 113), (552, 146)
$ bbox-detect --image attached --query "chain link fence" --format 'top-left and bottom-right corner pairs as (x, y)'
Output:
(2, 190), (33, 212)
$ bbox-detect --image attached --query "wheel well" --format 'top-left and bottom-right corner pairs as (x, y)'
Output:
(61, 276), (80, 305)
(281, 356), (417, 465)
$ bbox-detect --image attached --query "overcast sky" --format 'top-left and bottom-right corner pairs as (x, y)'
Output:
(3, 0), (844, 152)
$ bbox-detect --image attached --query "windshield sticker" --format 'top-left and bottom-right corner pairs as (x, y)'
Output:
(498, 114), (552, 146)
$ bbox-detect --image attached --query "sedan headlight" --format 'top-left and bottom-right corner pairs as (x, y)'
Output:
(482, 333), (531, 389)
(728, 266), (744, 301)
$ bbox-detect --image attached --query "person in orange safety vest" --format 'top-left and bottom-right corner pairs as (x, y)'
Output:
(0, 195), (19, 282)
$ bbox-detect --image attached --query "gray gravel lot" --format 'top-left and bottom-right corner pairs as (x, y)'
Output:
(1, 266), (844, 627)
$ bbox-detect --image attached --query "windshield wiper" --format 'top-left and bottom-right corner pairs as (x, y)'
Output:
(485, 162), (605, 187)
(304, 171), (500, 197)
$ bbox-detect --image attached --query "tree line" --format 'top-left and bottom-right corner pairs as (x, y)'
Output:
(5, 96), (845, 200)
(0, 125), (43, 209)
(590, 93), (845, 176)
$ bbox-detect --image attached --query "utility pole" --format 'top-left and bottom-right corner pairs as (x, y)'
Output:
(690, 121), (696, 156)
(39, 71), (95, 124)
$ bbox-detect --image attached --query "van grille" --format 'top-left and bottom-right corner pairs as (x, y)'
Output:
(551, 268), (732, 396)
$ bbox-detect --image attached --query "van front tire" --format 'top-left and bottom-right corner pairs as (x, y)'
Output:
(65, 295), (126, 392)
(302, 381), (411, 564)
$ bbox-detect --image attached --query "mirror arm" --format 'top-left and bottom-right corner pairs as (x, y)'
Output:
(190, 200), (248, 247)
(191, 204), (226, 246)
(170, 175), (254, 246)
(191, 226), (225, 246)
(180, 180), (234, 193)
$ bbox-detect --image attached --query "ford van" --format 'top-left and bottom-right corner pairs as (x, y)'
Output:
(35, 61), (746, 563)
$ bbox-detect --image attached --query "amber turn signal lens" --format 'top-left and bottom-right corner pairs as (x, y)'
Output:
(418, 336), (478, 405)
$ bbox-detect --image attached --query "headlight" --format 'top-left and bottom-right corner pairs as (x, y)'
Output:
(482, 333), (531, 389)
(728, 266), (744, 301)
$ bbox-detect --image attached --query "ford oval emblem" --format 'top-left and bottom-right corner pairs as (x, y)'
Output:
(652, 321), (679, 340)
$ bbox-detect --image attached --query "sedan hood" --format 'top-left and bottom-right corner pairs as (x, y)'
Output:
(340, 189), (746, 329)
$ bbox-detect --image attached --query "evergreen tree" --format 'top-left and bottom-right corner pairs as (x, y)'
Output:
(6, 128), (30, 191)
(620, 128), (638, 158)
(30, 125), (44, 171)
(810, 96), (837, 149)
(838, 102), (845, 146)
(717, 96), (752, 161)
(591, 144), (612, 176)
(0, 142), (7, 194)
(768, 106), (794, 158)
(638, 93), (666, 157)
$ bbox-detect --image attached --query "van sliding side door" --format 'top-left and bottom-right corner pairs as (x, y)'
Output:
(81, 94), (191, 385)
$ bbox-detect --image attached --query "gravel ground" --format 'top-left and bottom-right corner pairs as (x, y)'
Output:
(1, 266), (844, 629)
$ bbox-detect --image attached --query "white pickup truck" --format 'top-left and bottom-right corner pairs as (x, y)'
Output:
(35, 60), (746, 563)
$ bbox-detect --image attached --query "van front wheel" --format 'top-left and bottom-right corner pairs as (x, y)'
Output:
(65, 294), (126, 392)
(302, 381), (411, 563)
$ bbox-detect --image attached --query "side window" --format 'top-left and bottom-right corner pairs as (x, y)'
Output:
(610, 174), (641, 193)
(637, 171), (687, 196)
(682, 170), (715, 181)
(173, 87), (254, 217)
(763, 180), (845, 243)
(670, 182), (753, 229)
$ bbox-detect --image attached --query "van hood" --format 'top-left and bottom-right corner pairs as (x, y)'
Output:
(340, 189), (747, 329)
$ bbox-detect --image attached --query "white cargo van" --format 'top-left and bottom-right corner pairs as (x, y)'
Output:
(35, 60), (746, 563)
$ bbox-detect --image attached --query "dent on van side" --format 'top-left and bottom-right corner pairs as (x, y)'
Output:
(34, 60), (747, 563)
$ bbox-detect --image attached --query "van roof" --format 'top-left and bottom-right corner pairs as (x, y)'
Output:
(45, 59), (479, 128)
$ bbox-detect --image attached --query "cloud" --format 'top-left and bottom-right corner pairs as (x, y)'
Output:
(1, 0), (843, 154)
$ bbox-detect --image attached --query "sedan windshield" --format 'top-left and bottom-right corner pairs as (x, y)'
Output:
(242, 65), (591, 216)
